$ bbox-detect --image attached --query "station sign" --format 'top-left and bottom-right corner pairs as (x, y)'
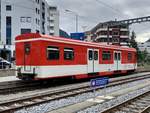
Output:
(90, 77), (109, 87)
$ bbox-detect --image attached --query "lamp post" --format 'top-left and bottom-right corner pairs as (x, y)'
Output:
(65, 9), (78, 32)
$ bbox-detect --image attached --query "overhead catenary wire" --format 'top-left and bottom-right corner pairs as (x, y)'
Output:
(95, 0), (127, 18)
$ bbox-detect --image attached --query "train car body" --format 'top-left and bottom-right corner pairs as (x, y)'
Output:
(15, 33), (137, 80)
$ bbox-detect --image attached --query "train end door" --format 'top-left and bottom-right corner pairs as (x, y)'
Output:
(24, 43), (31, 71)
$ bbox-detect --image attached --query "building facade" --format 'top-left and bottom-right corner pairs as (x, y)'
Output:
(85, 21), (130, 46)
(0, 0), (59, 60)
(138, 39), (150, 54)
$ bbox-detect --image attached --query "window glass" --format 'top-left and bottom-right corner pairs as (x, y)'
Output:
(118, 53), (121, 60)
(24, 43), (30, 55)
(128, 53), (132, 61)
(47, 46), (59, 60)
(103, 51), (111, 60)
(6, 5), (11, 11)
(89, 50), (93, 60)
(64, 48), (74, 60)
(27, 17), (31, 23)
(115, 53), (117, 60)
(94, 51), (98, 60)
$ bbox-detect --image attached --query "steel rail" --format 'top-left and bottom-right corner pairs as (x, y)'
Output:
(0, 74), (149, 113)
(101, 91), (150, 113)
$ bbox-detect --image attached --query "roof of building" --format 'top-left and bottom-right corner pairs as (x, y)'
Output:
(90, 21), (128, 33)
(146, 38), (150, 42)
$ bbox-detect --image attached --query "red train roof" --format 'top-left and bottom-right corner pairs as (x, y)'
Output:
(15, 33), (136, 52)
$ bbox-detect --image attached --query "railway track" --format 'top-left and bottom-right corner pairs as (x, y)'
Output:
(0, 73), (149, 113)
(101, 91), (150, 113)
(0, 72), (150, 95)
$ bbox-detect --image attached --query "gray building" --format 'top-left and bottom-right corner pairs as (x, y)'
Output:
(0, 0), (59, 60)
(85, 21), (130, 46)
(138, 39), (150, 54)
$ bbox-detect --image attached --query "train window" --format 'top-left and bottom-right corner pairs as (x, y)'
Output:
(89, 50), (93, 60)
(94, 51), (98, 60)
(114, 53), (117, 60)
(64, 48), (74, 60)
(128, 53), (132, 61)
(102, 51), (111, 60)
(24, 43), (30, 55)
(118, 53), (121, 60)
(47, 46), (59, 60)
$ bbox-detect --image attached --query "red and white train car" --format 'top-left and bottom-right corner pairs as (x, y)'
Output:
(15, 33), (137, 80)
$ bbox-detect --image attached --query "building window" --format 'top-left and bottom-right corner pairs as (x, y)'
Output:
(6, 5), (11, 11)
(20, 17), (26, 22)
(36, 18), (38, 24)
(128, 53), (132, 61)
(42, 13), (45, 19)
(50, 26), (54, 30)
(36, 30), (40, 33)
(47, 46), (59, 60)
(6, 16), (11, 45)
(21, 29), (31, 34)
(36, 8), (38, 14)
(102, 51), (111, 60)
(27, 17), (31, 23)
(20, 17), (31, 23)
(42, 2), (45, 10)
(50, 33), (54, 35)
(50, 20), (54, 23)
(64, 48), (74, 60)
(35, 0), (39, 4)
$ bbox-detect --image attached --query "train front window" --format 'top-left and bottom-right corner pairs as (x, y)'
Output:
(47, 46), (59, 60)
(64, 48), (74, 60)
(24, 43), (30, 55)
(128, 53), (132, 61)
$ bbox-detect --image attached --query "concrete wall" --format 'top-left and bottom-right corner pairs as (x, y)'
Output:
(0, 69), (16, 77)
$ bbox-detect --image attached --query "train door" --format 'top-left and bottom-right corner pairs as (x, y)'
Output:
(87, 49), (99, 73)
(114, 51), (121, 71)
(24, 43), (31, 71)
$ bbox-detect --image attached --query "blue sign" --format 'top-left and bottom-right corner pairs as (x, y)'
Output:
(70, 32), (85, 40)
(90, 77), (109, 87)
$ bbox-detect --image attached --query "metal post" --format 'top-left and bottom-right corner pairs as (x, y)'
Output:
(76, 14), (78, 32)
(65, 9), (78, 33)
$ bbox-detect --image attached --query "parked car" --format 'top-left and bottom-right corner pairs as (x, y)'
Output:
(0, 59), (11, 69)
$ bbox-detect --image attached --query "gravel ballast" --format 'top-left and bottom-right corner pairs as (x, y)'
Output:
(15, 78), (150, 113)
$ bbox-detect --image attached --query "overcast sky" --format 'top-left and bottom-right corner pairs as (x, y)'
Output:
(47, 0), (150, 42)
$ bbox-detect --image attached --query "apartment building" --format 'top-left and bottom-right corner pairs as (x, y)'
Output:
(85, 21), (130, 46)
(138, 39), (150, 54)
(0, 0), (59, 60)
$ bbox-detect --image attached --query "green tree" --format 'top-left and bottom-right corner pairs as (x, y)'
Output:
(130, 31), (138, 50)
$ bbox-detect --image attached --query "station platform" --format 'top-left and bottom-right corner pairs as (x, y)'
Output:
(0, 75), (19, 82)
(48, 78), (150, 113)
(0, 69), (19, 82)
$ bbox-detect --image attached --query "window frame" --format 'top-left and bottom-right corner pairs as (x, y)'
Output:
(102, 51), (111, 61)
(88, 50), (93, 60)
(6, 5), (12, 11)
(64, 48), (74, 60)
(47, 46), (60, 60)
(128, 52), (132, 61)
